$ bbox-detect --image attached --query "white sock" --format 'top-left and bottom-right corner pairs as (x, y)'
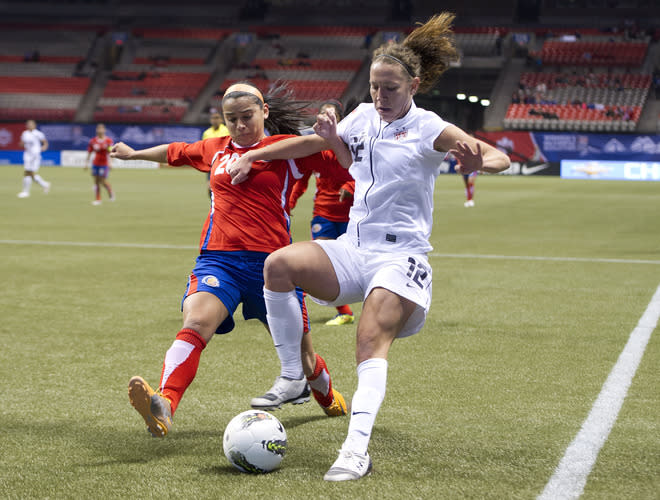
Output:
(264, 287), (304, 380)
(33, 174), (47, 187)
(160, 339), (195, 389)
(22, 176), (32, 192)
(343, 358), (388, 455)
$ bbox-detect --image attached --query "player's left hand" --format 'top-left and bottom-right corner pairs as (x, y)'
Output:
(450, 141), (482, 175)
(339, 188), (353, 203)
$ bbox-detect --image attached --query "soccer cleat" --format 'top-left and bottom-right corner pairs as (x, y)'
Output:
(318, 388), (348, 417)
(250, 376), (310, 410)
(92, 200), (102, 206)
(464, 200), (475, 207)
(128, 376), (172, 438)
(109, 194), (116, 202)
(43, 182), (51, 194)
(325, 313), (354, 326)
(324, 449), (373, 482)
(17, 191), (29, 198)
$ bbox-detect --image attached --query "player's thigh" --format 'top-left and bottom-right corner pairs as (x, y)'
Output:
(182, 291), (230, 342)
(264, 241), (340, 301)
(355, 287), (417, 362)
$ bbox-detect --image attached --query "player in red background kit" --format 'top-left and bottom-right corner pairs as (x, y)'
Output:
(86, 123), (115, 205)
(110, 82), (351, 438)
(289, 100), (356, 325)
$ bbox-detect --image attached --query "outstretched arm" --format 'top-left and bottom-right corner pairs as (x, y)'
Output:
(227, 110), (351, 184)
(434, 125), (510, 174)
(110, 142), (169, 163)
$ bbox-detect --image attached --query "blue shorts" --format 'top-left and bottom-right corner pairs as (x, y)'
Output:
(182, 250), (309, 335)
(310, 215), (348, 240)
(92, 165), (109, 178)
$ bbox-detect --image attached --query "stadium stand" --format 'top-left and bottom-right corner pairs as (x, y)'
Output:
(502, 27), (653, 131)
(0, 1), (658, 134)
(0, 24), (99, 121)
(91, 27), (232, 123)
(207, 26), (371, 117)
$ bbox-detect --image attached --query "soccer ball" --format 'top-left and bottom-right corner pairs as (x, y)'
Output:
(223, 410), (287, 473)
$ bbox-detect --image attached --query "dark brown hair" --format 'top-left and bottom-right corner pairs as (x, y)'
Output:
(372, 13), (459, 94)
(222, 80), (310, 136)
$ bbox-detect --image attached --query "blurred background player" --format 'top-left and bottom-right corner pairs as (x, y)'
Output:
(17, 119), (50, 198)
(202, 108), (230, 197)
(110, 81), (350, 438)
(289, 100), (356, 325)
(85, 123), (115, 206)
(462, 170), (477, 207)
(202, 108), (230, 140)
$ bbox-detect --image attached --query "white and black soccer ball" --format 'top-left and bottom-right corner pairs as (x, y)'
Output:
(223, 410), (287, 473)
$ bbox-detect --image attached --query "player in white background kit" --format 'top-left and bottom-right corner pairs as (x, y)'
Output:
(228, 13), (510, 482)
(17, 119), (51, 198)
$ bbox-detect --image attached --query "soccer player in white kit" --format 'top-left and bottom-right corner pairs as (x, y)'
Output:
(17, 120), (51, 198)
(228, 13), (511, 481)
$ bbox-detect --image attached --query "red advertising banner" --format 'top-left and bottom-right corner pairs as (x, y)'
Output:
(476, 130), (547, 163)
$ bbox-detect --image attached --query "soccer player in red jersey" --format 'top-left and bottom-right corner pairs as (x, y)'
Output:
(289, 100), (356, 325)
(85, 123), (115, 205)
(110, 82), (351, 437)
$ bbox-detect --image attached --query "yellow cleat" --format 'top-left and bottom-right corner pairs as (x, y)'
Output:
(322, 388), (348, 417)
(128, 376), (172, 437)
(325, 314), (354, 326)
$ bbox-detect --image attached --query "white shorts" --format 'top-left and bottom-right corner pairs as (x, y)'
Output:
(23, 152), (41, 172)
(312, 236), (432, 338)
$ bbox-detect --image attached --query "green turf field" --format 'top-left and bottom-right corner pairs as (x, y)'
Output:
(1, 166), (658, 499)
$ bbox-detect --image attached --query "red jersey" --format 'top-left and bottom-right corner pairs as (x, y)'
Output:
(88, 136), (113, 166)
(289, 156), (354, 222)
(167, 135), (338, 253)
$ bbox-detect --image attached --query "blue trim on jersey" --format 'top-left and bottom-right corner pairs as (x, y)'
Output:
(201, 191), (214, 250)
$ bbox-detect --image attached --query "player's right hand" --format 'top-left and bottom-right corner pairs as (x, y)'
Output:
(227, 153), (254, 185)
(313, 108), (338, 140)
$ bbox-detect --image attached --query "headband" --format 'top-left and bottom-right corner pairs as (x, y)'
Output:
(223, 83), (264, 103)
(375, 54), (415, 78)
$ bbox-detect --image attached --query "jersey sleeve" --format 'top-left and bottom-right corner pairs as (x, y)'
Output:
(167, 140), (212, 172)
(289, 170), (311, 209)
(419, 110), (452, 155)
(340, 179), (355, 195)
(336, 103), (368, 145)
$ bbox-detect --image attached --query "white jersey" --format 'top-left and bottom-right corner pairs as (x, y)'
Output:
(336, 101), (450, 254)
(21, 129), (46, 155)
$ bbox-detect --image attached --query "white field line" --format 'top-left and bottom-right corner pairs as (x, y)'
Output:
(1, 240), (660, 265)
(429, 253), (660, 265)
(538, 283), (660, 500)
(0, 239), (197, 250)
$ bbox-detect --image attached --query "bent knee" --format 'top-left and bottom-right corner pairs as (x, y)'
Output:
(264, 249), (294, 285)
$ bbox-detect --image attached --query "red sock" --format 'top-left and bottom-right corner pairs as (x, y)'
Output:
(308, 353), (334, 407)
(159, 328), (207, 414)
(336, 304), (353, 316)
(105, 182), (113, 197)
(94, 185), (100, 201)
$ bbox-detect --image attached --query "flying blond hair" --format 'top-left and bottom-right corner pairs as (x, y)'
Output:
(373, 13), (459, 94)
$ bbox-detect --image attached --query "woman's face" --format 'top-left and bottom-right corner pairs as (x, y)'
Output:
(369, 60), (419, 123)
(222, 96), (268, 147)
